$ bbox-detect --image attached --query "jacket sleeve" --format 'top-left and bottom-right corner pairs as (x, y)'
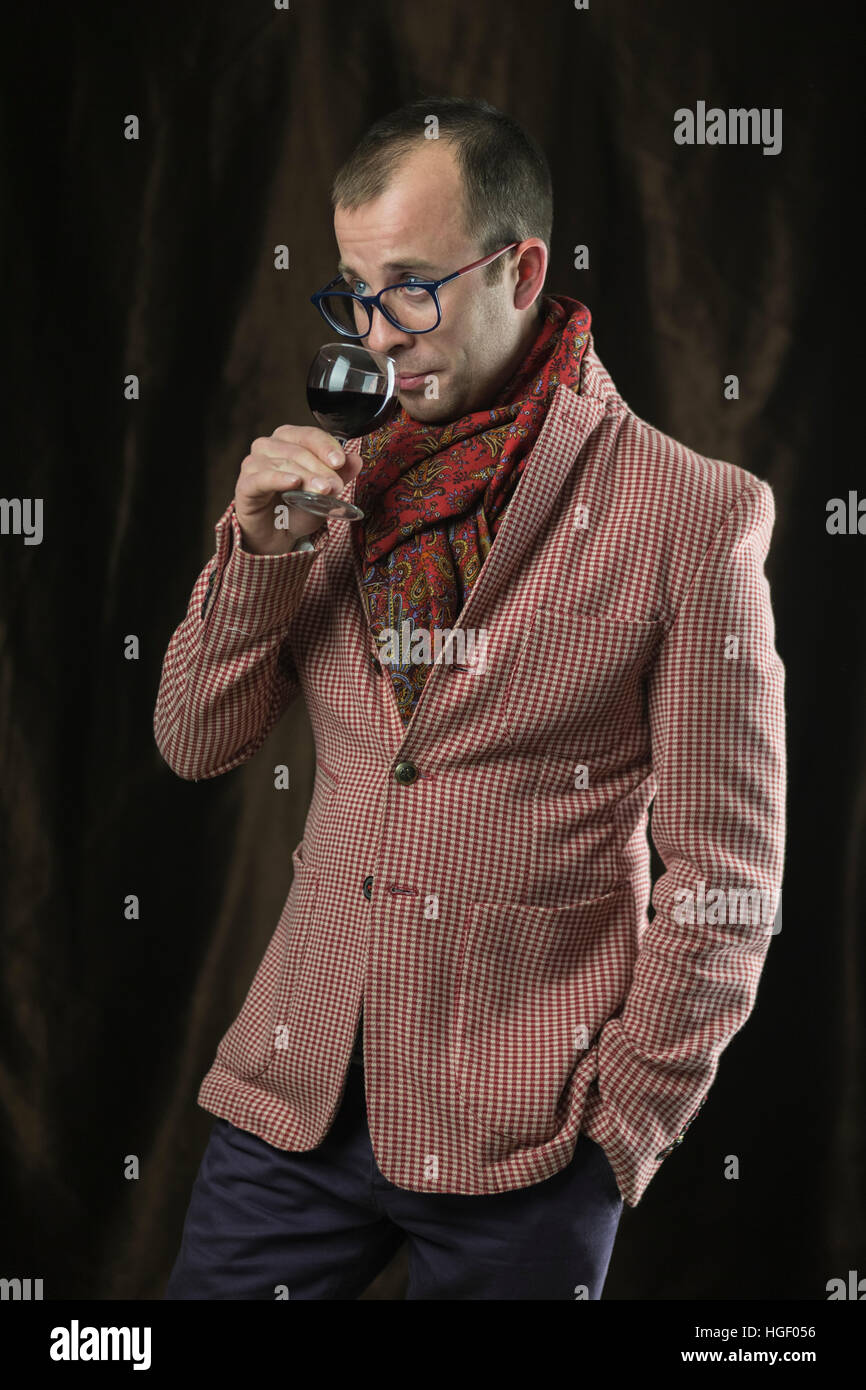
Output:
(153, 500), (331, 781)
(579, 476), (787, 1206)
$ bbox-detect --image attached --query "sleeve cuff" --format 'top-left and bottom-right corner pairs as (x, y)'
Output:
(201, 501), (331, 636)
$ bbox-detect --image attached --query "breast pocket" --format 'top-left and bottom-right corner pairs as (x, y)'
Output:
(505, 607), (664, 757)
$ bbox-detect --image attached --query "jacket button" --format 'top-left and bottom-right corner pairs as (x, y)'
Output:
(362, 875), (373, 900)
(394, 761), (418, 785)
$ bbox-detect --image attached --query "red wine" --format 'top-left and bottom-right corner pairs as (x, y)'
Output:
(307, 387), (399, 438)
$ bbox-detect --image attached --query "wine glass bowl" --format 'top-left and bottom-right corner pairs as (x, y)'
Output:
(281, 344), (400, 521)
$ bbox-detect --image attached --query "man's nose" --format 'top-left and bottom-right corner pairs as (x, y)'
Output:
(361, 304), (415, 357)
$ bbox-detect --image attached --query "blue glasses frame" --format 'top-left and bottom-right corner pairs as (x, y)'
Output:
(310, 241), (520, 337)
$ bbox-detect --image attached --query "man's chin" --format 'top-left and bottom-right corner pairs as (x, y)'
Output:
(399, 391), (458, 424)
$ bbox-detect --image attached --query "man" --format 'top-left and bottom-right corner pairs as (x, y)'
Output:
(156, 96), (786, 1300)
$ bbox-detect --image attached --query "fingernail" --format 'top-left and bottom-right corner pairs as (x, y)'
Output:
(328, 451), (342, 466)
(308, 478), (328, 492)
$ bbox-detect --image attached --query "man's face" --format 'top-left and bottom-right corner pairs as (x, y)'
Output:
(333, 140), (544, 423)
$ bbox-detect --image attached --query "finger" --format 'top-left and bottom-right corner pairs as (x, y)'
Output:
(270, 424), (347, 466)
(245, 445), (340, 486)
(246, 466), (337, 497)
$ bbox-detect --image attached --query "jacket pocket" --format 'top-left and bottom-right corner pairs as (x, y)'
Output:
(214, 842), (318, 1081)
(450, 880), (634, 1145)
(505, 607), (663, 757)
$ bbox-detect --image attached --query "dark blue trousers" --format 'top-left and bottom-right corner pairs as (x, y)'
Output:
(164, 1062), (623, 1300)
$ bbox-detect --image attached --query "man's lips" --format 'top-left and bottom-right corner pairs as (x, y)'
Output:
(397, 369), (441, 387)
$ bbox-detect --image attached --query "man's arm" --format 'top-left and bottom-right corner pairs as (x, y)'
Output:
(580, 476), (786, 1206)
(153, 501), (329, 781)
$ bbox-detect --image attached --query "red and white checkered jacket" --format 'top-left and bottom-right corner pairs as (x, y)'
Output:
(154, 339), (786, 1208)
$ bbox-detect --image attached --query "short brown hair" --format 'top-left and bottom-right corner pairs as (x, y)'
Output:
(330, 95), (552, 287)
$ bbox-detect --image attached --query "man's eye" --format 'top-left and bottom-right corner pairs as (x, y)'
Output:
(397, 278), (427, 296)
(343, 276), (425, 295)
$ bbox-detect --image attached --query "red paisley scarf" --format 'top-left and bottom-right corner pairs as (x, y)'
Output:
(354, 293), (592, 725)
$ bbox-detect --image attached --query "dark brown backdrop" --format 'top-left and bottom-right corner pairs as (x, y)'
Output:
(1, 0), (862, 1301)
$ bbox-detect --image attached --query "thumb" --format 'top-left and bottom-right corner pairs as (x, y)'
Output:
(340, 449), (364, 481)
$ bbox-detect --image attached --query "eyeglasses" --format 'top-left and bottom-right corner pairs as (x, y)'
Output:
(310, 242), (520, 337)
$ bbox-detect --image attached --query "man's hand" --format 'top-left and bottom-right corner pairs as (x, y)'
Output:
(234, 425), (364, 554)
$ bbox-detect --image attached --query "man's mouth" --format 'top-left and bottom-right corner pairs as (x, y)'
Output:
(397, 369), (441, 389)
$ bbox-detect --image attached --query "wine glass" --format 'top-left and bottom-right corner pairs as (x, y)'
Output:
(280, 344), (400, 520)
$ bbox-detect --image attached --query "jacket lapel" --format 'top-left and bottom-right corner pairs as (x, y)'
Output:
(332, 384), (606, 746)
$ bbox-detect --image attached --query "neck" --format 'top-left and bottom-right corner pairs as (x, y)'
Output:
(487, 300), (543, 405)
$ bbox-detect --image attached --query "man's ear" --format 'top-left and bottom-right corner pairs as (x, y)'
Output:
(513, 239), (547, 310)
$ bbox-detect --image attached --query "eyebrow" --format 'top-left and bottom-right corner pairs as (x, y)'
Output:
(337, 258), (440, 280)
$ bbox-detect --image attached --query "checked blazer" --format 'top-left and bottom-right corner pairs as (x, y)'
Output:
(153, 338), (786, 1208)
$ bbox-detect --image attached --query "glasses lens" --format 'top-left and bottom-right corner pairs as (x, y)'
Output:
(319, 293), (368, 336)
(379, 286), (439, 332)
